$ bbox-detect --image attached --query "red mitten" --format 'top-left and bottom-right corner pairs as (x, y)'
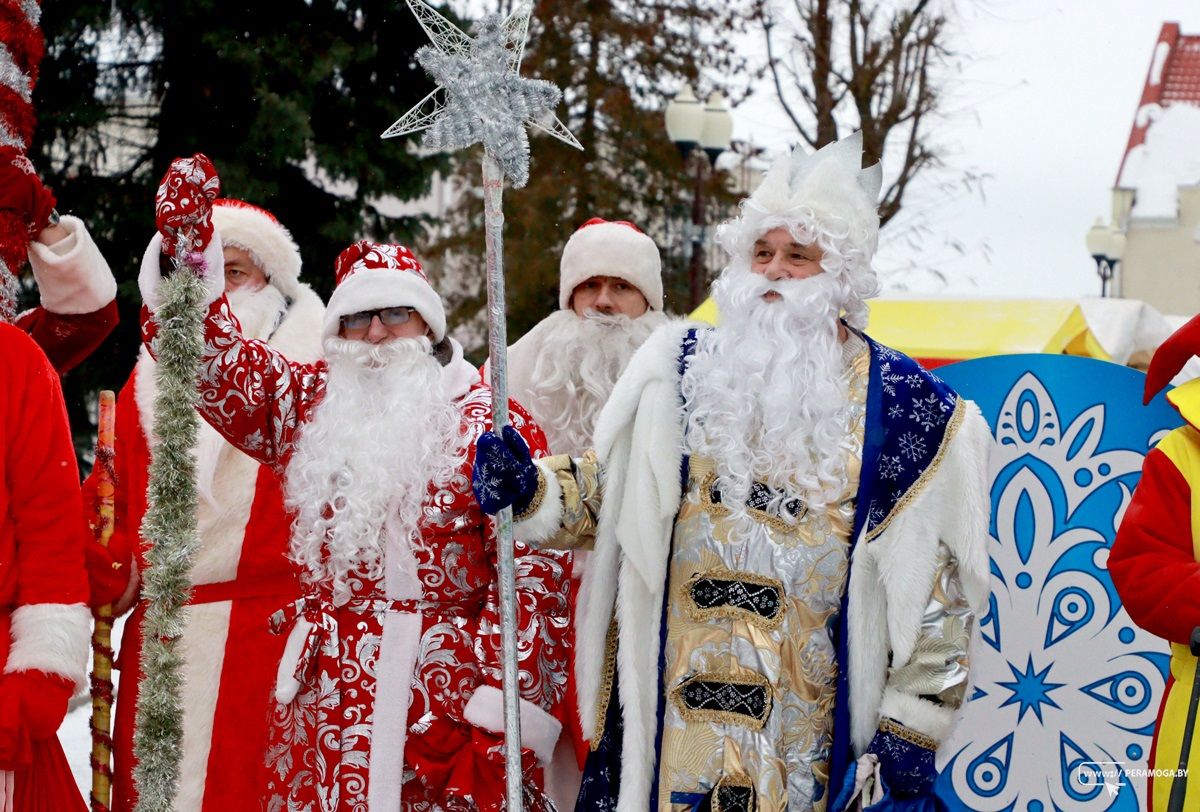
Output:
(0, 671), (72, 749)
(0, 684), (32, 771)
(155, 153), (221, 256)
(0, 147), (56, 237)
(85, 531), (133, 608)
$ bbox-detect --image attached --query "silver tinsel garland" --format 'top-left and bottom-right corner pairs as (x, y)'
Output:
(132, 259), (206, 812)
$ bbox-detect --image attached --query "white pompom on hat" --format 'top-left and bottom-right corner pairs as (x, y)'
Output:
(559, 218), (663, 311)
(323, 240), (447, 341)
(212, 199), (303, 299)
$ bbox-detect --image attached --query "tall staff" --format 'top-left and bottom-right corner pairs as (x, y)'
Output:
(90, 390), (118, 812)
(0, 0), (45, 320)
(383, 2), (580, 805)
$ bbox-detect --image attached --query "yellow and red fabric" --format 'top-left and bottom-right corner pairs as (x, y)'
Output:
(1110, 415), (1200, 810)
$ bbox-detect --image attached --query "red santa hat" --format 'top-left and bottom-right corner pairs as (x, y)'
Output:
(323, 240), (446, 341)
(212, 199), (303, 299)
(559, 218), (663, 311)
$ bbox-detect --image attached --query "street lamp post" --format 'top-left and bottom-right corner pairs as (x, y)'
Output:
(666, 86), (733, 310)
(1086, 218), (1127, 298)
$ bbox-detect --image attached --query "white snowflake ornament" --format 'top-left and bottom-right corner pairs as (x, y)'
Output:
(382, 0), (581, 189)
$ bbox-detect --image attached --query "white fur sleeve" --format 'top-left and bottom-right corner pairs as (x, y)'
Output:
(850, 401), (993, 752)
(27, 216), (117, 314)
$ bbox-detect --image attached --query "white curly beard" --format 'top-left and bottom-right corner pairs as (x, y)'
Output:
(682, 265), (856, 523)
(523, 309), (668, 456)
(284, 337), (466, 605)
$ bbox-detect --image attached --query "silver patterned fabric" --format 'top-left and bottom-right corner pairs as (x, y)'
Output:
(655, 347), (870, 812)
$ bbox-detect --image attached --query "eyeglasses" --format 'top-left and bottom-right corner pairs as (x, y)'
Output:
(339, 306), (416, 332)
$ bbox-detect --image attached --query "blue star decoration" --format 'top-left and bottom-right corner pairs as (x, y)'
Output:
(382, 0), (581, 189)
(996, 655), (1066, 724)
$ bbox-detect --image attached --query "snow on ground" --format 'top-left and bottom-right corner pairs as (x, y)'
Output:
(61, 616), (126, 799)
(1119, 104), (1200, 220)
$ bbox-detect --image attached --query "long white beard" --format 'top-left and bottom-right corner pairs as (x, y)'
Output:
(193, 284), (290, 508)
(524, 309), (667, 456)
(284, 337), (466, 605)
(682, 265), (854, 524)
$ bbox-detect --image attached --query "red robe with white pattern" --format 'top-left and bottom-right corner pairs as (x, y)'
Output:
(141, 296), (571, 812)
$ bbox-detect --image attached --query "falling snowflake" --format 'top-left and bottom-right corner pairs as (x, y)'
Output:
(879, 454), (904, 480)
(910, 393), (951, 432)
(898, 432), (927, 461)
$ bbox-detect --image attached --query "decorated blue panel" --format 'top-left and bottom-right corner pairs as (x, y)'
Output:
(933, 355), (1182, 812)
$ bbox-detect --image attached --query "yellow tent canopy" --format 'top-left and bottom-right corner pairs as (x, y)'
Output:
(689, 296), (1178, 368)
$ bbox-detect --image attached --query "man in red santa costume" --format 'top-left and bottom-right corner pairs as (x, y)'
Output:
(504, 218), (670, 458)
(138, 158), (570, 811)
(0, 323), (91, 810)
(1, 149), (118, 373)
(84, 198), (325, 812)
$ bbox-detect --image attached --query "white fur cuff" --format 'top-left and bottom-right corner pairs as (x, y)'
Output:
(139, 230), (226, 311)
(513, 460), (564, 546)
(28, 216), (118, 315)
(3, 603), (91, 692)
(463, 684), (563, 765)
(878, 688), (956, 746)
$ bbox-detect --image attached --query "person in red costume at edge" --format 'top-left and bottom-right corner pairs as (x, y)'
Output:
(138, 155), (570, 811)
(0, 323), (91, 811)
(0, 149), (118, 374)
(83, 197), (325, 812)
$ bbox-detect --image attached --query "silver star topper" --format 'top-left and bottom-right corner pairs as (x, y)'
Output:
(382, 0), (581, 189)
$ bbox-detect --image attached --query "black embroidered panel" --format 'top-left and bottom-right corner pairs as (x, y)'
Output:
(710, 479), (807, 521)
(672, 672), (772, 730)
(713, 783), (755, 812)
(688, 574), (784, 626)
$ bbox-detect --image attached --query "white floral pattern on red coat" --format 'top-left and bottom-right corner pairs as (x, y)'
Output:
(143, 303), (570, 810)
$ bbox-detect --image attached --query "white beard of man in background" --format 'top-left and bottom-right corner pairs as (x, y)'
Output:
(524, 308), (667, 457)
(283, 336), (465, 605)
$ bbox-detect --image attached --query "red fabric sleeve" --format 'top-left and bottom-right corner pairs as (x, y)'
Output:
(1110, 447), (1200, 645)
(15, 299), (119, 375)
(2, 327), (89, 608)
(141, 296), (326, 470)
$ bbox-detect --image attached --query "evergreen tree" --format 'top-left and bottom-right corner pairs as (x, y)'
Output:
(421, 0), (748, 354)
(30, 0), (442, 452)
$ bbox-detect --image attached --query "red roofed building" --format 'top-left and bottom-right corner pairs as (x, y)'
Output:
(1107, 23), (1200, 316)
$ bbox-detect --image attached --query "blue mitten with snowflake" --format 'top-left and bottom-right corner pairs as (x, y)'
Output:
(867, 718), (939, 801)
(473, 425), (540, 516)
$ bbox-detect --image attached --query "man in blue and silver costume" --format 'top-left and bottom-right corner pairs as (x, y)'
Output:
(473, 132), (992, 812)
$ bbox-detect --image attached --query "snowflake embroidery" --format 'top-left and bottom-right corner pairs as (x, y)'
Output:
(880, 361), (905, 397)
(868, 503), (888, 525)
(905, 374), (925, 386)
(879, 455), (904, 480)
(910, 393), (951, 432)
(888, 404), (905, 420)
(898, 432), (927, 461)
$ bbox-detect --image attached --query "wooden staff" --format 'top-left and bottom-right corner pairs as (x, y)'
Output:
(90, 390), (117, 812)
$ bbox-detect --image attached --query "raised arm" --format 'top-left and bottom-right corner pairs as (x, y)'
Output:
(138, 154), (325, 469)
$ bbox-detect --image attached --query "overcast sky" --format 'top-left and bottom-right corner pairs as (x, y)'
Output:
(729, 1), (1200, 299)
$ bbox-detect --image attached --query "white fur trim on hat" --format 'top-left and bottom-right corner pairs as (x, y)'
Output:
(212, 202), (303, 299)
(323, 266), (447, 341)
(559, 221), (663, 311)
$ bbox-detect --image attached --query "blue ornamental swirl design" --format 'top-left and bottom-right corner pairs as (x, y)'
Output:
(932, 356), (1179, 812)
